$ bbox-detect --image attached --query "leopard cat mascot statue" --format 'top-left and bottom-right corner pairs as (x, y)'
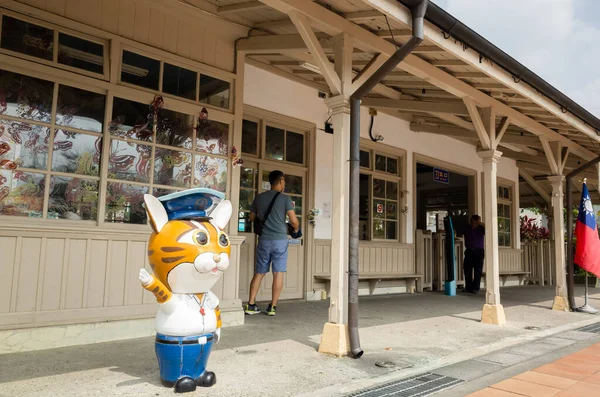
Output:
(139, 188), (232, 393)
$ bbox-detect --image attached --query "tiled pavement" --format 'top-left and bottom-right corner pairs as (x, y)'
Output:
(467, 342), (600, 397)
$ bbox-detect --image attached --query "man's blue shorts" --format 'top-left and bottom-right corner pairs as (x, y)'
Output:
(256, 239), (289, 274)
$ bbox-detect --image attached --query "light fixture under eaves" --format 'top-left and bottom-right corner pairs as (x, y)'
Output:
(300, 62), (321, 74)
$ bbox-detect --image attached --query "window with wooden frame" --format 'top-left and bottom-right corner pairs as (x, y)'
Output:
(497, 185), (512, 247)
(0, 69), (231, 225)
(119, 47), (232, 111)
(359, 148), (402, 241)
(0, 11), (109, 80)
(240, 117), (306, 167)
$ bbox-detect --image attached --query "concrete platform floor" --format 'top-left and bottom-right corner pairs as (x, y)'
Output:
(1, 286), (600, 397)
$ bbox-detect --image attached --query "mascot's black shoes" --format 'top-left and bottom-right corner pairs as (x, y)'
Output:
(175, 377), (197, 393)
(196, 371), (217, 387)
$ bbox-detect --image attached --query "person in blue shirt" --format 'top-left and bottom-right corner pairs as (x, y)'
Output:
(457, 214), (485, 294)
(245, 170), (300, 316)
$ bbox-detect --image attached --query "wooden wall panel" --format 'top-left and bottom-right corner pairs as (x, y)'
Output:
(107, 240), (127, 307)
(40, 238), (66, 311)
(101, 0), (120, 34)
(87, 239), (108, 308)
(132, 0), (151, 44)
(64, 239), (87, 309)
(312, 240), (416, 276)
(148, 7), (165, 49)
(0, 237), (17, 314)
(117, 0), (135, 39)
(45, 0), (66, 16)
(499, 248), (524, 272)
(15, 238), (42, 313)
(124, 240), (145, 306)
(65, 0), (102, 28)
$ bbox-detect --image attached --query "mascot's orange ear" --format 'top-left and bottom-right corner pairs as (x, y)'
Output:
(144, 194), (169, 233)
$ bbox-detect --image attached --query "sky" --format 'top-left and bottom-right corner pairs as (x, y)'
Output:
(431, 0), (600, 118)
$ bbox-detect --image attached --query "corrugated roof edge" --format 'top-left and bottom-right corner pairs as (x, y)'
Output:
(397, 0), (600, 134)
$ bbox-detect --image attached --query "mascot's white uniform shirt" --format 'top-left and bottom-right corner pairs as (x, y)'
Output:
(155, 291), (219, 336)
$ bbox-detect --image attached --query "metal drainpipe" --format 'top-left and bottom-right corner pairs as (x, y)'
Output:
(347, 0), (428, 359)
(565, 155), (600, 310)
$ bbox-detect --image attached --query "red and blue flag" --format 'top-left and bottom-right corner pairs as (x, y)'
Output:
(574, 182), (600, 277)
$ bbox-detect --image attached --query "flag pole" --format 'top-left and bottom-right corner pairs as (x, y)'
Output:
(577, 178), (598, 314)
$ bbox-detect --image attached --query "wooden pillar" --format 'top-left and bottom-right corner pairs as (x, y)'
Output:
(479, 150), (506, 325)
(548, 175), (568, 311)
(318, 95), (351, 356)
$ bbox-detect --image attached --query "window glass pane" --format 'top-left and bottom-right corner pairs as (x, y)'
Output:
(240, 167), (255, 189)
(241, 120), (258, 155)
(497, 204), (503, 217)
(0, 119), (49, 170)
(48, 176), (98, 220)
(0, 69), (53, 123)
(386, 221), (397, 240)
(373, 178), (385, 199)
(359, 174), (370, 240)
(58, 33), (104, 74)
(52, 130), (101, 176)
(386, 201), (397, 219)
(375, 154), (386, 172)
(360, 150), (370, 168)
(195, 119), (228, 155)
(154, 148), (191, 188)
(105, 182), (148, 224)
(199, 75), (230, 109)
(286, 131), (304, 164)
(291, 196), (302, 215)
(373, 219), (385, 239)
(0, 170), (45, 217)
(156, 108), (193, 149)
(1, 16), (53, 61)
(108, 140), (151, 183)
(387, 157), (398, 174)
(265, 126), (284, 161)
(110, 97), (153, 141)
(373, 199), (385, 219)
(386, 181), (397, 200)
(162, 63), (196, 100)
(285, 175), (302, 195)
(152, 187), (180, 198)
(57, 85), (105, 132)
(194, 155), (227, 192)
(239, 189), (254, 212)
(121, 50), (160, 90)
(238, 212), (252, 233)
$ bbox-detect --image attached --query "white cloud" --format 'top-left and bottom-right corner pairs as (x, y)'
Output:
(432, 0), (600, 118)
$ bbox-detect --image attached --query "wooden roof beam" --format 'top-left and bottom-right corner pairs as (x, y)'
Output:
(218, 1), (267, 14)
(362, 98), (469, 115)
(519, 169), (550, 202)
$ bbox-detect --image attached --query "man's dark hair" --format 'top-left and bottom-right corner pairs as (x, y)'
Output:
(471, 214), (481, 222)
(269, 170), (285, 186)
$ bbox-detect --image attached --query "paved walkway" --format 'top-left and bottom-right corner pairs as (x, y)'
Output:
(468, 341), (600, 397)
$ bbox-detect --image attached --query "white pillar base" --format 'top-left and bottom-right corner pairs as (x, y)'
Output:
(318, 322), (350, 357)
(481, 304), (506, 326)
(552, 296), (569, 312)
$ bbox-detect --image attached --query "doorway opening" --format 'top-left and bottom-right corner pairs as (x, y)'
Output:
(416, 163), (473, 233)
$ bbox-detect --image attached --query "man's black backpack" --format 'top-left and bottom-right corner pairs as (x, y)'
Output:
(253, 192), (280, 236)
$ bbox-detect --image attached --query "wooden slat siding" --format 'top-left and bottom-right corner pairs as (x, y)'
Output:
(133, 0), (151, 44)
(415, 230), (433, 288)
(40, 238), (64, 311)
(101, 0), (120, 34)
(88, 239), (109, 308)
(22, 0), (45, 9)
(148, 6), (165, 49)
(177, 20), (191, 60)
(162, 12), (179, 54)
(66, 0), (102, 29)
(499, 248), (524, 273)
(64, 239), (87, 309)
(34, 237), (47, 311)
(0, 237), (17, 313)
(108, 240), (127, 307)
(124, 241), (145, 306)
(16, 238), (42, 313)
(117, 0), (136, 39)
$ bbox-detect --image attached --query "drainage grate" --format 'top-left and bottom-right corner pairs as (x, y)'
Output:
(577, 322), (600, 334)
(346, 373), (463, 397)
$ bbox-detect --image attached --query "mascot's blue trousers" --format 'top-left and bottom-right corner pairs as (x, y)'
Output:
(155, 333), (216, 393)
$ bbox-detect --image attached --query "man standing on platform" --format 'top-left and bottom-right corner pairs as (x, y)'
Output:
(458, 214), (485, 294)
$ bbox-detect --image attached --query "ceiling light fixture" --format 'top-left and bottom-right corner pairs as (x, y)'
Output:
(300, 62), (321, 74)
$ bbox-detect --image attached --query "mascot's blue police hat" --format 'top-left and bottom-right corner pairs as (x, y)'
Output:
(157, 188), (225, 220)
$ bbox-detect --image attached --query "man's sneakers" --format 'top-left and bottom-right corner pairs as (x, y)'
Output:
(245, 302), (277, 316)
(244, 303), (261, 315)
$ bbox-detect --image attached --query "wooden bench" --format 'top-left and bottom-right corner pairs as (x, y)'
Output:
(314, 273), (424, 296)
(482, 271), (530, 286)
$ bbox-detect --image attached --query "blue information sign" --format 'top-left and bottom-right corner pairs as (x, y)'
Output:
(433, 168), (449, 184)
